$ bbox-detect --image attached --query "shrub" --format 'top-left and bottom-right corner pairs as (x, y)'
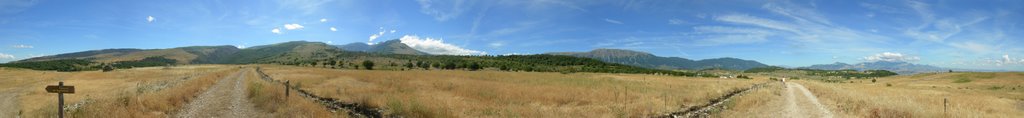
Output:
(953, 78), (972, 83)
(886, 83), (892, 87)
(871, 79), (877, 83)
(362, 60), (375, 70)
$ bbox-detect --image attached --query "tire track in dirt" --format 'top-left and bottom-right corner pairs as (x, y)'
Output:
(782, 83), (833, 118)
(177, 69), (265, 118)
(0, 90), (20, 117)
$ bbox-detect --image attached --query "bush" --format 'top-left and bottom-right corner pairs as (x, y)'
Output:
(871, 79), (877, 83)
(362, 60), (375, 70)
(886, 83), (892, 87)
(953, 78), (972, 83)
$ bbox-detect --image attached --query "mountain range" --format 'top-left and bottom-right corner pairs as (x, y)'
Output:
(547, 49), (769, 70)
(802, 61), (949, 74)
(12, 40), (957, 74)
(335, 40), (429, 55)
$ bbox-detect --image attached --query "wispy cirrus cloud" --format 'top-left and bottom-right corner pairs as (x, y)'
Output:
(417, 0), (474, 21)
(0, 0), (38, 14)
(862, 52), (920, 62)
(604, 18), (623, 24)
(11, 44), (32, 48)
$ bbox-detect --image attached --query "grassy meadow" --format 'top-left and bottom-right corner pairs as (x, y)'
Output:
(723, 72), (1024, 117)
(256, 64), (765, 117)
(0, 65), (236, 117)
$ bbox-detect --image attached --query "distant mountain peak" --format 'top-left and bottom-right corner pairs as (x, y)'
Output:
(804, 61), (946, 74)
(335, 39), (429, 55)
(547, 48), (767, 70)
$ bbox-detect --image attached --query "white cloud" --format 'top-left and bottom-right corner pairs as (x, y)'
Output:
(283, 24), (304, 30)
(862, 52), (920, 62)
(488, 42), (504, 48)
(235, 45), (246, 49)
(668, 19), (688, 25)
(948, 41), (993, 53)
(11, 44), (32, 48)
(147, 16), (154, 23)
(0, 53), (14, 59)
(399, 35), (486, 55)
(369, 34), (381, 41)
(604, 18), (623, 24)
(271, 28), (281, 34)
(320, 18), (327, 22)
(368, 27), (393, 42)
(330, 27), (337, 31)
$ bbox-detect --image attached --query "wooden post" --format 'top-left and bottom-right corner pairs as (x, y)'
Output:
(45, 81), (74, 118)
(58, 82), (64, 118)
(285, 80), (290, 99)
(944, 98), (949, 117)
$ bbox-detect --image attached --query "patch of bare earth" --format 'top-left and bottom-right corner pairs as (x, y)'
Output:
(177, 70), (266, 118)
(782, 82), (833, 118)
(0, 90), (20, 117)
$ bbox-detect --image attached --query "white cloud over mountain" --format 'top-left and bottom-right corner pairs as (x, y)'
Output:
(0, 53), (14, 59)
(862, 52), (920, 62)
(399, 35), (485, 55)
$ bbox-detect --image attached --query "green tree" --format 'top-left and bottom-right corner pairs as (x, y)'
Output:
(468, 62), (481, 71)
(362, 60), (375, 70)
(404, 62), (414, 69)
(443, 62), (456, 70)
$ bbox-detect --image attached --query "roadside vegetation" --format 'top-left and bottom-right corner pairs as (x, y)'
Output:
(257, 65), (762, 117)
(243, 69), (337, 117)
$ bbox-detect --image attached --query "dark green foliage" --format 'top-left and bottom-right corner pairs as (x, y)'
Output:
(736, 75), (752, 79)
(871, 79), (877, 83)
(362, 60), (375, 70)
(110, 57), (177, 68)
(744, 66), (787, 73)
(404, 62), (414, 69)
(0, 59), (96, 71)
(468, 62), (481, 71)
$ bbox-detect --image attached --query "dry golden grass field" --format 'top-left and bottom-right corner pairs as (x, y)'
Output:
(4, 64), (1022, 118)
(0, 65), (237, 117)
(256, 64), (765, 117)
(723, 72), (1024, 117)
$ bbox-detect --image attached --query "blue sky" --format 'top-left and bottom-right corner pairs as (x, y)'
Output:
(1, 0), (1023, 71)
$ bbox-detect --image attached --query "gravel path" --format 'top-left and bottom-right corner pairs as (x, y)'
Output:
(782, 83), (834, 118)
(177, 69), (265, 118)
(0, 90), (19, 117)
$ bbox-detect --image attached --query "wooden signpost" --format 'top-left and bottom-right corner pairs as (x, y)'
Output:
(45, 81), (74, 118)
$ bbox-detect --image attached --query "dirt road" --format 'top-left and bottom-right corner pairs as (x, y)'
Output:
(177, 69), (265, 118)
(0, 90), (19, 117)
(781, 82), (833, 118)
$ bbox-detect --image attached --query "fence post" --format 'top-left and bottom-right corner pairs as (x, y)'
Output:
(944, 97), (948, 117)
(285, 80), (290, 100)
